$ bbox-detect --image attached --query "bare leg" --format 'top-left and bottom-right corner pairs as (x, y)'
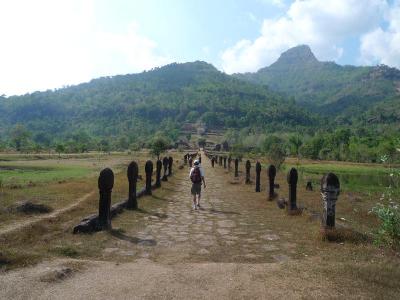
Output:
(193, 195), (197, 208)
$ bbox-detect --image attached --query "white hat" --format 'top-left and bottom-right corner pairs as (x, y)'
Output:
(194, 160), (200, 165)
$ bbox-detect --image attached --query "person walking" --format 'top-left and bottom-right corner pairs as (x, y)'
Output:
(189, 159), (206, 210)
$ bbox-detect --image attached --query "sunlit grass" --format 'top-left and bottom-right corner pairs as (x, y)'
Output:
(0, 164), (91, 186)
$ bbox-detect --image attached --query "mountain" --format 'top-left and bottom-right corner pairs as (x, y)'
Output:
(235, 45), (400, 116)
(0, 61), (317, 148)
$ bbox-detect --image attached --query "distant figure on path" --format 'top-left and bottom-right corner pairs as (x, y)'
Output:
(189, 160), (206, 210)
(188, 156), (193, 167)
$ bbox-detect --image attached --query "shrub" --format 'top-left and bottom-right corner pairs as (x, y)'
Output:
(267, 144), (286, 169)
(371, 153), (400, 248)
(371, 202), (400, 248)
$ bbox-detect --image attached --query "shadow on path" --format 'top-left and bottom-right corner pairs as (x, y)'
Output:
(110, 229), (157, 246)
(136, 208), (168, 219)
(150, 194), (170, 202)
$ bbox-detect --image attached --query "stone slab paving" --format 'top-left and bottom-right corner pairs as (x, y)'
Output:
(107, 153), (297, 264)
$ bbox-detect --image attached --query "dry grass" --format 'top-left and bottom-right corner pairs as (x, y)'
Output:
(1, 151), (400, 298)
(0, 151), (181, 271)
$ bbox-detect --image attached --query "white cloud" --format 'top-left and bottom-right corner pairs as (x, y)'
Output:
(221, 0), (388, 73)
(94, 23), (172, 76)
(360, 1), (400, 68)
(258, 0), (286, 8)
(0, 0), (171, 96)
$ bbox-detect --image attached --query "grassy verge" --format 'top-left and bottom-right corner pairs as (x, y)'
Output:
(0, 164), (91, 187)
(0, 152), (180, 271)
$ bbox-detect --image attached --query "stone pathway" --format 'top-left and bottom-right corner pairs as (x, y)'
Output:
(106, 153), (297, 264)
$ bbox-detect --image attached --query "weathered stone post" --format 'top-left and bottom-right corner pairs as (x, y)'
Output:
(228, 156), (232, 171)
(98, 168), (114, 230)
(255, 161), (261, 192)
(287, 168), (300, 214)
(268, 165), (276, 200)
(145, 160), (153, 195)
(245, 160), (251, 184)
(127, 162), (138, 210)
(223, 157), (227, 169)
(156, 159), (162, 188)
(211, 156), (215, 167)
(234, 158), (239, 177)
(198, 155), (202, 164)
(321, 173), (340, 229)
(184, 154), (188, 165)
(162, 157), (169, 181)
(219, 156), (223, 166)
(168, 156), (173, 175)
(306, 181), (313, 191)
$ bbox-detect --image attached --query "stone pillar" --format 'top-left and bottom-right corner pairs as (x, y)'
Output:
(127, 162), (138, 210)
(211, 156), (215, 168)
(145, 160), (153, 195)
(287, 168), (299, 214)
(184, 154), (188, 165)
(255, 161), (261, 192)
(306, 181), (313, 191)
(268, 165), (276, 200)
(321, 173), (340, 229)
(234, 158), (239, 177)
(228, 157), (232, 171)
(219, 156), (223, 166)
(162, 157), (169, 181)
(223, 157), (227, 169)
(245, 160), (251, 184)
(168, 156), (173, 175)
(156, 159), (162, 188)
(98, 168), (114, 230)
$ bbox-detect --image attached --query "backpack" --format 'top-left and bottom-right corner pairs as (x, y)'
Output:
(190, 167), (202, 183)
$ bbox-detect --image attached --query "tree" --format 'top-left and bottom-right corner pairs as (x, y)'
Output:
(267, 144), (286, 169)
(117, 136), (129, 150)
(55, 143), (65, 157)
(230, 143), (245, 160)
(99, 139), (110, 153)
(150, 137), (169, 160)
(11, 124), (31, 151)
(288, 135), (303, 158)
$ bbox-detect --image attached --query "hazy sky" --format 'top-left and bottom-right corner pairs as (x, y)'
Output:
(0, 0), (399, 96)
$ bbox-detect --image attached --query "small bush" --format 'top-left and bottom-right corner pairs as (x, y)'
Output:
(371, 202), (400, 248)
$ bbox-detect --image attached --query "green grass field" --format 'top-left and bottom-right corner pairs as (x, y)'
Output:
(0, 164), (91, 187)
(281, 161), (399, 193)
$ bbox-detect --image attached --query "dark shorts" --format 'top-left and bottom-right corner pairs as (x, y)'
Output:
(191, 182), (202, 195)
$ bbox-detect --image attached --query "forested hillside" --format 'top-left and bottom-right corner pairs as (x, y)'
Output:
(0, 61), (316, 152)
(236, 45), (400, 117)
(0, 49), (399, 163)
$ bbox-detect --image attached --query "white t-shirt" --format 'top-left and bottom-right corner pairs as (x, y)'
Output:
(189, 165), (204, 179)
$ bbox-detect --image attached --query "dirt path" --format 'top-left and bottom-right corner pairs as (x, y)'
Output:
(0, 191), (95, 237)
(101, 155), (299, 264)
(0, 153), (393, 299)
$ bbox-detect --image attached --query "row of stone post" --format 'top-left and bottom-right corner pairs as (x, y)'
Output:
(205, 152), (340, 230)
(97, 156), (174, 231)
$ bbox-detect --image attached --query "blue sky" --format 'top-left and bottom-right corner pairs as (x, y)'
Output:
(0, 0), (399, 95)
